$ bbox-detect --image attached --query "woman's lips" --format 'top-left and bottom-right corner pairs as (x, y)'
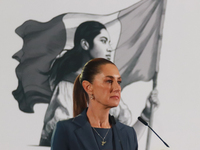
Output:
(110, 96), (119, 99)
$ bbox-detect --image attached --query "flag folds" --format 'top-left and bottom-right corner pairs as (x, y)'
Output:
(13, 0), (167, 113)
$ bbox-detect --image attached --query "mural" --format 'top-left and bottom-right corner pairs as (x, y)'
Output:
(12, 0), (165, 149)
(1, 0), (200, 150)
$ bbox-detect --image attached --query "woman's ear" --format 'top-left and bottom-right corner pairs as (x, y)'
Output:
(80, 39), (89, 50)
(82, 80), (93, 95)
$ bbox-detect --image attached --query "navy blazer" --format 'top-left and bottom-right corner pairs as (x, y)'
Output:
(51, 109), (138, 150)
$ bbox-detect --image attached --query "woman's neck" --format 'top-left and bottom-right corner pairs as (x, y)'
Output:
(86, 106), (111, 128)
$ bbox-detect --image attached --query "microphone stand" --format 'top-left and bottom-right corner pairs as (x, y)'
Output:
(138, 117), (169, 148)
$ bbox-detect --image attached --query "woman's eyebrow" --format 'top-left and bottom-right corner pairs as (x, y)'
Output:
(105, 76), (121, 79)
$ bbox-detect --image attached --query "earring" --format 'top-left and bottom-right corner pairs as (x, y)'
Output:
(90, 94), (95, 100)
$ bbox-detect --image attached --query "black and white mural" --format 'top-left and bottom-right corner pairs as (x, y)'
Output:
(0, 0), (200, 150)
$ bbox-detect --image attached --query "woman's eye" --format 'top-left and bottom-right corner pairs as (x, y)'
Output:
(101, 40), (106, 44)
(118, 81), (122, 84)
(106, 80), (112, 83)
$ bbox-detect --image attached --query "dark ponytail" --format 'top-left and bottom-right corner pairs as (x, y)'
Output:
(49, 48), (87, 89)
(73, 74), (88, 117)
(73, 58), (115, 117)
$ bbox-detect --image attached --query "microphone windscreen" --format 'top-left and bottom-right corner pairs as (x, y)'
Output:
(138, 117), (148, 126)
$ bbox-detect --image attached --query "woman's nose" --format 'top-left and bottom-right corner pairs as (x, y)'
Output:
(112, 80), (121, 92)
(107, 44), (114, 52)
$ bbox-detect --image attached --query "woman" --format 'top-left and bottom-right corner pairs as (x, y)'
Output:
(51, 58), (138, 150)
(40, 21), (158, 146)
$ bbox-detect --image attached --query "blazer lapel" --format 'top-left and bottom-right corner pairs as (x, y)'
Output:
(112, 122), (128, 150)
(73, 109), (99, 150)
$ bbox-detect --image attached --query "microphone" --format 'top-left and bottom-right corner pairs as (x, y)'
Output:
(138, 117), (170, 148)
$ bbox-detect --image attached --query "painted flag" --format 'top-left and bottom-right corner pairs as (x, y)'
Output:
(13, 0), (167, 113)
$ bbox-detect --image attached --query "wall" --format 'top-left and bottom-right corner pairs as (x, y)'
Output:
(0, 0), (200, 150)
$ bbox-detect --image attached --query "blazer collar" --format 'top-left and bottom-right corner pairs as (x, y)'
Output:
(72, 108), (99, 150)
(72, 108), (127, 150)
(72, 108), (88, 127)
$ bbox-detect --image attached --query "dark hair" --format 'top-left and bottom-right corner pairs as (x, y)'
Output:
(49, 21), (106, 89)
(73, 58), (115, 117)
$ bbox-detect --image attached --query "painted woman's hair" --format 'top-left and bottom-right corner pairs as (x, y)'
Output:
(49, 21), (106, 89)
(73, 58), (115, 117)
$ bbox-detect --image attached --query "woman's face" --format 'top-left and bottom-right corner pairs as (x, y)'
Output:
(91, 63), (121, 108)
(90, 29), (112, 59)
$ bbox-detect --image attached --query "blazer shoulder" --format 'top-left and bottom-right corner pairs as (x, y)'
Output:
(56, 118), (77, 131)
(58, 117), (74, 124)
(115, 121), (138, 149)
(116, 121), (137, 137)
(57, 113), (86, 130)
(116, 121), (132, 130)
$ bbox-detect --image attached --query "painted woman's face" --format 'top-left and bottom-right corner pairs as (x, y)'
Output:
(91, 63), (121, 108)
(90, 29), (112, 59)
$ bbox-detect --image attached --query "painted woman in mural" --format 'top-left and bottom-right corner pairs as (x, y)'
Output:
(39, 21), (159, 146)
